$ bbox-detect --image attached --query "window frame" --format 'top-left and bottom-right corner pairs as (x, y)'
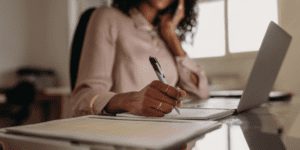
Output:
(194, 0), (280, 60)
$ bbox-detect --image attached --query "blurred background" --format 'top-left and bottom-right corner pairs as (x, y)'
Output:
(0, 0), (299, 127)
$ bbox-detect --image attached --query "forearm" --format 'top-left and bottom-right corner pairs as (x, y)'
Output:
(175, 57), (210, 99)
(161, 30), (199, 86)
(161, 30), (186, 57)
(71, 86), (116, 116)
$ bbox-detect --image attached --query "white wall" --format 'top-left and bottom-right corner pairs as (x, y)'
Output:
(276, 0), (300, 93)
(0, 0), (110, 88)
(0, 0), (30, 86)
(0, 0), (70, 87)
(24, 0), (70, 86)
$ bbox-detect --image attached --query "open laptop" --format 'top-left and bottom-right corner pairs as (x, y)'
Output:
(180, 21), (292, 119)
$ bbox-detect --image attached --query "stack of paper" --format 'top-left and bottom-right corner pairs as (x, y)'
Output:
(6, 116), (220, 149)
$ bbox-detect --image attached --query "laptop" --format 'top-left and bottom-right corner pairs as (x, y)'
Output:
(210, 90), (292, 101)
(180, 21), (292, 119)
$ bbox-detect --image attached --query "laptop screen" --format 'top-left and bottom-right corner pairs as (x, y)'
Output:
(237, 22), (292, 112)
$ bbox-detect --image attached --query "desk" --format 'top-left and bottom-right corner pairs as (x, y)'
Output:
(1, 94), (300, 150)
(0, 87), (70, 124)
(35, 88), (69, 121)
(27, 87), (70, 123)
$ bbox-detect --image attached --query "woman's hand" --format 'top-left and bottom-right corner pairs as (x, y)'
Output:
(160, 0), (185, 32)
(105, 80), (186, 117)
(159, 0), (186, 57)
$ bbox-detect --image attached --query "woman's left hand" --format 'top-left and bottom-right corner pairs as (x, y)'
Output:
(159, 0), (186, 57)
(159, 0), (185, 34)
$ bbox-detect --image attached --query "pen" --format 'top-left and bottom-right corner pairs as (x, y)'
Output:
(149, 56), (181, 115)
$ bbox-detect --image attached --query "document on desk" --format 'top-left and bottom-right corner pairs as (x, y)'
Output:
(118, 108), (235, 120)
(5, 115), (220, 149)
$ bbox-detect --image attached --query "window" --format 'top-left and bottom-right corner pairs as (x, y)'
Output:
(183, 0), (278, 58)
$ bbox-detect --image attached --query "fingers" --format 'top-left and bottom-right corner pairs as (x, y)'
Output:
(150, 80), (186, 99)
(135, 99), (171, 117)
(176, 87), (187, 98)
(176, 0), (185, 15)
(173, 0), (185, 24)
(128, 100), (166, 117)
(145, 87), (177, 106)
(177, 0), (185, 12)
(144, 108), (165, 117)
(127, 81), (187, 117)
(146, 97), (173, 114)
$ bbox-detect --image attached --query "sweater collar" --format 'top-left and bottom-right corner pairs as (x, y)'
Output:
(130, 8), (154, 32)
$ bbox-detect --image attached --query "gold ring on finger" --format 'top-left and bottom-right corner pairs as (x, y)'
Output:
(165, 85), (169, 94)
(176, 87), (181, 99)
(176, 100), (181, 106)
(157, 102), (162, 110)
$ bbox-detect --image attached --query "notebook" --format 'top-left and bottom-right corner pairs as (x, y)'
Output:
(118, 108), (235, 120)
(5, 115), (220, 149)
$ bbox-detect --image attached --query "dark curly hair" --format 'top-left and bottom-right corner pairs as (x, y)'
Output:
(112, 0), (198, 42)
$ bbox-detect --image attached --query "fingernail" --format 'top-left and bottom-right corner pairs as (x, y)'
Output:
(181, 90), (187, 97)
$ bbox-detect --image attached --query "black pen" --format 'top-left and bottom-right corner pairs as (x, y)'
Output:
(149, 56), (181, 115)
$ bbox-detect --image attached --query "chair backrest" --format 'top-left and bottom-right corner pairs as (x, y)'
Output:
(70, 8), (96, 91)
(0, 81), (36, 126)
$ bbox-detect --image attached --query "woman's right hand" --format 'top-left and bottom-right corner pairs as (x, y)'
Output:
(105, 80), (186, 117)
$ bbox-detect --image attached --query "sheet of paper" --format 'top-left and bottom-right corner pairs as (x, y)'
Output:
(6, 116), (220, 149)
(118, 108), (234, 120)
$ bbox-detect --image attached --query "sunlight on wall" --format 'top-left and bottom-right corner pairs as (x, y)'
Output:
(184, 0), (278, 58)
(183, 1), (225, 58)
(229, 0), (278, 53)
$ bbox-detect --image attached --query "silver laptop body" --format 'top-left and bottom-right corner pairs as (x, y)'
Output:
(182, 21), (292, 119)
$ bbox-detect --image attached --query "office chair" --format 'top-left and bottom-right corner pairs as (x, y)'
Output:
(70, 8), (96, 91)
(0, 81), (36, 127)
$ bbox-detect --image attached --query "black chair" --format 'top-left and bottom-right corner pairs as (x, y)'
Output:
(0, 81), (36, 127)
(70, 8), (96, 91)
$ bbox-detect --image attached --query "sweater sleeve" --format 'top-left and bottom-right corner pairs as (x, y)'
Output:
(175, 56), (209, 99)
(71, 8), (118, 116)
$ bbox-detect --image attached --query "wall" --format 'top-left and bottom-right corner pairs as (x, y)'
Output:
(0, 0), (30, 86)
(0, 0), (110, 88)
(68, 0), (110, 46)
(276, 0), (300, 93)
(0, 0), (70, 87)
(24, 0), (70, 86)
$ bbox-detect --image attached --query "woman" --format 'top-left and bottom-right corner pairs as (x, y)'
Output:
(71, 0), (209, 117)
